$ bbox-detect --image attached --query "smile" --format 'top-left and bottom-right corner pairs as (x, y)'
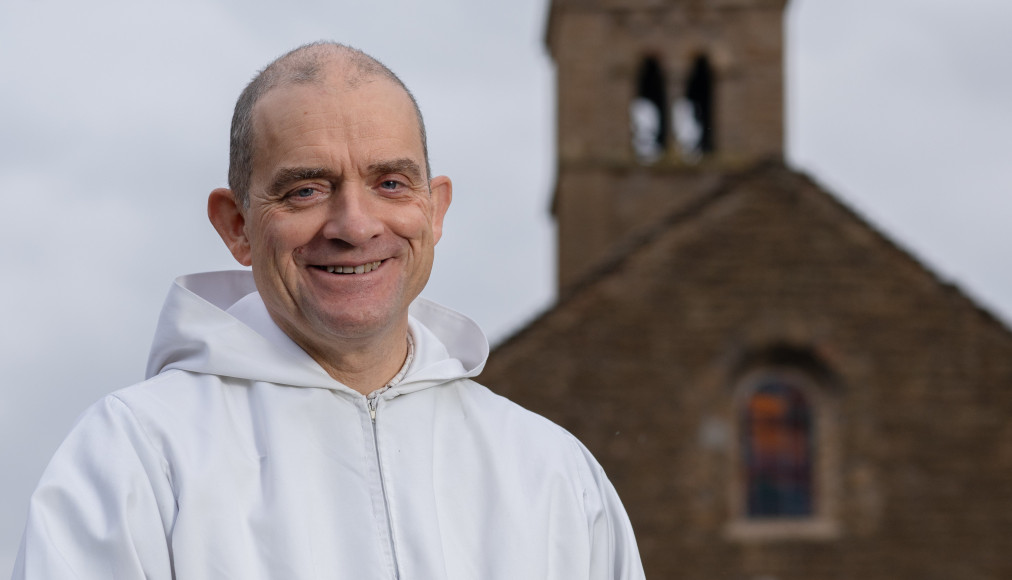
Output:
(315, 260), (383, 275)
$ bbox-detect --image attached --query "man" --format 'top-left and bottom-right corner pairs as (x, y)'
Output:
(13, 42), (644, 579)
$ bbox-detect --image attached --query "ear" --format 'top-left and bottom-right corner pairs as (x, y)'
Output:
(207, 188), (252, 266)
(428, 176), (452, 244)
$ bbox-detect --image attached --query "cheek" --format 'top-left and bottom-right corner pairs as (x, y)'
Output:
(393, 203), (437, 244)
(254, 215), (314, 255)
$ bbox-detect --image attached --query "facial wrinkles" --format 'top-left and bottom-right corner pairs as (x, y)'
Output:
(260, 141), (413, 208)
(240, 74), (440, 348)
(252, 77), (426, 191)
(271, 171), (425, 252)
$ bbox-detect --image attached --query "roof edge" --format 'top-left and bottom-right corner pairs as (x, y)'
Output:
(492, 158), (1012, 352)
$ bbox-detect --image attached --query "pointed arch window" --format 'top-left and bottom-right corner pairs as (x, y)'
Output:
(725, 360), (841, 542)
(630, 56), (669, 162)
(741, 376), (814, 517)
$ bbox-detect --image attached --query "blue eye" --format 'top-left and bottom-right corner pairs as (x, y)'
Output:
(380, 180), (400, 190)
(293, 187), (316, 198)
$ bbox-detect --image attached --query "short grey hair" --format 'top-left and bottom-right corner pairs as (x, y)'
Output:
(228, 41), (430, 207)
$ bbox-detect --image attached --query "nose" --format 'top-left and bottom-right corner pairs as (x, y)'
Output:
(320, 183), (384, 246)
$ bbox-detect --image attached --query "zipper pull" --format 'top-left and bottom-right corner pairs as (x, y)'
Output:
(368, 396), (378, 422)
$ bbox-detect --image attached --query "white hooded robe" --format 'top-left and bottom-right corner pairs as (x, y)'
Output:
(13, 271), (644, 579)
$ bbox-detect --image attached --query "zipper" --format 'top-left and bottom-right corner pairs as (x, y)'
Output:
(366, 391), (400, 578)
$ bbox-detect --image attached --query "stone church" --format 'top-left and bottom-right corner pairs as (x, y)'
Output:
(478, 0), (1012, 578)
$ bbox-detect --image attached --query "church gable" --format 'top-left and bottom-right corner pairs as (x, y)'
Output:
(482, 161), (1012, 579)
(505, 0), (1012, 576)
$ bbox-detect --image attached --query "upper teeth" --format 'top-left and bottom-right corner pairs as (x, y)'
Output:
(325, 261), (381, 274)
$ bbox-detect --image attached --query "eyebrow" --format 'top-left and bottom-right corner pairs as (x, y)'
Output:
(367, 158), (424, 182)
(268, 167), (334, 196)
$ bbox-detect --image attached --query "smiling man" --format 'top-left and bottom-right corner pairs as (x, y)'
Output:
(13, 43), (644, 579)
(207, 47), (451, 395)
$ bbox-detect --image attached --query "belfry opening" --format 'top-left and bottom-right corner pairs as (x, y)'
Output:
(631, 56), (669, 162)
(674, 54), (715, 159)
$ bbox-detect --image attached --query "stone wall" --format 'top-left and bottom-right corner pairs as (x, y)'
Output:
(549, 0), (786, 289)
(481, 164), (1012, 579)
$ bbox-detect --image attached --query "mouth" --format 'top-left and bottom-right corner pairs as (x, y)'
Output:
(312, 260), (383, 275)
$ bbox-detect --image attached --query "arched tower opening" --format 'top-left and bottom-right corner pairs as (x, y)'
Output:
(674, 54), (716, 161)
(630, 56), (669, 163)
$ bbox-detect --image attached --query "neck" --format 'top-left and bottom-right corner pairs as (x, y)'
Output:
(281, 319), (412, 395)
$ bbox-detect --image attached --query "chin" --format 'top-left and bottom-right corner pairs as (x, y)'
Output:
(310, 307), (401, 341)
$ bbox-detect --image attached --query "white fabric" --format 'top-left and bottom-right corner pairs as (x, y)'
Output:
(13, 271), (645, 580)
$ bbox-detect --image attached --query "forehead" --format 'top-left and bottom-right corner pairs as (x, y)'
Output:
(251, 69), (423, 171)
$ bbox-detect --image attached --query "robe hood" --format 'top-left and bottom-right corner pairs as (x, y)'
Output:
(145, 271), (489, 396)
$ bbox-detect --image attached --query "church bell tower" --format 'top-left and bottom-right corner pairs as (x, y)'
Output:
(547, 0), (789, 291)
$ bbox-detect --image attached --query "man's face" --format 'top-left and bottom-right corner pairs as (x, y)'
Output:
(237, 69), (450, 352)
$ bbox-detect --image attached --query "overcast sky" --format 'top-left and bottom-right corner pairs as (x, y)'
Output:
(2, 0), (1010, 572)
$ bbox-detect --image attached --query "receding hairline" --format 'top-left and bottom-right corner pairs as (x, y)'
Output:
(259, 43), (401, 95)
(228, 42), (431, 207)
(255, 56), (413, 115)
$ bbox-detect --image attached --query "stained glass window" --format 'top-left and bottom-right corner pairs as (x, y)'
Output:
(741, 377), (814, 517)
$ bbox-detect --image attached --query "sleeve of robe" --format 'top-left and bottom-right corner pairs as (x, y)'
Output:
(580, 443), (647, 580)
(12, 394), (177, 580)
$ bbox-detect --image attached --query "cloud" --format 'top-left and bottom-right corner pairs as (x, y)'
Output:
(2, 0), (1010, 574)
